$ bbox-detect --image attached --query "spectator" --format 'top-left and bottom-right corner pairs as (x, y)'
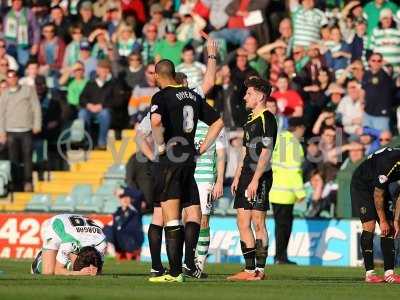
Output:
(59, 61), (88, 118)
(176, 44), (205, 88)
(362, 52), (395, 131)
(0, 70), (41, 192)
(291, 0), (328, 48)
(89, 28), (112, 60)
(50, 5), (71, 44)
(3, 0), (40, 67)
(120, 52), (145, 90)
(113, 22), (140, 59)
(79, 59), (127, 149)
(63, 24), (84, 68)
(0, 38), (18, 72)
(363, 0), (398, 45)
(104, 186), (144, 261)
(229, 48), (258, 126)
(242, 36), (268, 78)
(105, 3), (122, 37)
(34, 76), (62, 179)
(176, 9), (206, 46)
(336, 79), (364, 136)
(129, 63), (158, 122)
(312, 108), (337, 136)
(272, 74), (304, 117)
(77, 1), (101, 37)
(347, 17), (367, 63)
(37, 23), (66, 88)
(370, 9), (400, 74)
(120, 0), (146, 27)
(148, 3), (170, 39)
(77, 39), (97, 80)
(138, 23), (158, 65)
(325, 82), (345, 111)
(209, 0), (251, 46)
(19, 59), (40, 86)
(208, 0), (231, 32)
(324, 26), (351, 75)
(154, 24), (185, 66)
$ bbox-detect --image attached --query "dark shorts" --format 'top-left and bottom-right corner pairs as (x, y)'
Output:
(350, 177), (393, 223)
(153, 164), (200, 208)
(234, 171), (272, 211)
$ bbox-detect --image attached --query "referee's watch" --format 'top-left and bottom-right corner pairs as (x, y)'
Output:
(208, 55), (217, 60)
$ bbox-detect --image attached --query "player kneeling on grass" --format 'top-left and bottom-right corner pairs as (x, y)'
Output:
(228, 77), (277, 281)
(31, 214), (105, 275)
(351, 147), (400, 283)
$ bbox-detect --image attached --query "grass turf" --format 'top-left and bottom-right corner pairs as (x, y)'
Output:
(0, 259), (399, 300)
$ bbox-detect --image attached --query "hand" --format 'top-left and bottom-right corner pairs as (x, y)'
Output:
(32, 128), (41, 135)
(231, 177), (239, 196)
(78, 266), (95, 276)
(206, 38), (218, 57)
(0, 133), (6, 144)
(274, 40), (287, 49)
(212, 180), (223, 200)
(380, 220), (390, 236)
(352, 117), (362, 125)
(246, 179), (258, 201)
(47, 121), (58, 130)
(394, 220), (400, 238)
(30, 44), (38, 55)
(237, 10), (249, 17)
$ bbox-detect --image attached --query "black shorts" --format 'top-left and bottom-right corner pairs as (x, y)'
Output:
(350, 177), (393, 223)
(234, 171), (272, 211)
(153, 164), (200, 208)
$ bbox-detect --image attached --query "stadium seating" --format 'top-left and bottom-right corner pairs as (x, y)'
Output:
(26, 194), (52, 212)
(51, 195), (76, 212)
(0, 160), (11, 197)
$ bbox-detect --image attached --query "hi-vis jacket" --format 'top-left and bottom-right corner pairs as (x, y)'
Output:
(270, 130), (306, 204)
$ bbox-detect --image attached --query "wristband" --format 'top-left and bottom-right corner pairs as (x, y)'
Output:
(208, 55), (217, 60)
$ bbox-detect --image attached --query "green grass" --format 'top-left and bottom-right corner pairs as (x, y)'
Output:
(0, 259), (399, 300)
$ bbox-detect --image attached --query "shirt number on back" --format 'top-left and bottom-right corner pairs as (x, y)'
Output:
(183, 105), (194, 133)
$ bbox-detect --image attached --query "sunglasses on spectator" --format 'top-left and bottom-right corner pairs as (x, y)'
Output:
(371, 59), (382, 63)
(380, 138), (391, 142)
(74, 68), (84, 72)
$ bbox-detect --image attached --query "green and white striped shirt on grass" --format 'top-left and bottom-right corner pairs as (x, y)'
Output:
(370, 28), (400, 71)
(292, 6), (328, 48)
(194, 121), (226, 183)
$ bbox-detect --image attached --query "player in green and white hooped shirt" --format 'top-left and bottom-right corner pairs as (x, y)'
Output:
(31, 214), (106, 276)
(194, 121), (226, 272)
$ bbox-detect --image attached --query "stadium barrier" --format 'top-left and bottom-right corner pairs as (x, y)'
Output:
(0, 213), (383, 267)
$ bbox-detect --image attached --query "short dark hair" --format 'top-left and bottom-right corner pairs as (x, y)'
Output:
(155, 59), (175, 79)
(266, 96), (277, 104)
(73, 246), (103, 273)
(244, 76), (271, 96)
(182, 44), (195, 54)
(175, 72), (187, 84)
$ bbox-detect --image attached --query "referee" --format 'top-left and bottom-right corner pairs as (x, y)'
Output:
(228, 76), (277, 281)
(149, 59), (223, 283)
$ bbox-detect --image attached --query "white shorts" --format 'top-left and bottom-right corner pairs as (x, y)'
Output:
(197, 182), (214, 215)
(42, 221), (61, 251)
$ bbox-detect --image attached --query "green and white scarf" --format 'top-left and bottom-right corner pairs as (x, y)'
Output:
(5, 8), (29, 47)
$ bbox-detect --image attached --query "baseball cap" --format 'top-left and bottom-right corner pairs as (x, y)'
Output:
(244, 76), (272, 96)
(118, 186), (143, 200)
(79, 39), (91, 51)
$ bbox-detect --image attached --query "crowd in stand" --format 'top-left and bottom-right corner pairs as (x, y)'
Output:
(0, 0), (399, 218)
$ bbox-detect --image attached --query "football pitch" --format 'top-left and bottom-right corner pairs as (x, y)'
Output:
(1, 259), (400, 300)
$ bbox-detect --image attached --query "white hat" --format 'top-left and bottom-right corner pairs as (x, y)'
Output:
(380, 8), (393, 20)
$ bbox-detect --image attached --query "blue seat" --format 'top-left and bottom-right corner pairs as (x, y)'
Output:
(51, 195), (75, 212)
(104, 164), (126, 180)
(0, 160), (11, 197)
(102, 196), (120, 214)
(26, 194), (51, 212)
(75, 195), (103, 213)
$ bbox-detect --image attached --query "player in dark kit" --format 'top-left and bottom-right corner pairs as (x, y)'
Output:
(351, 147), (400, 283)
(228, 77), (277, 281)
(149, 59), (224, 283)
